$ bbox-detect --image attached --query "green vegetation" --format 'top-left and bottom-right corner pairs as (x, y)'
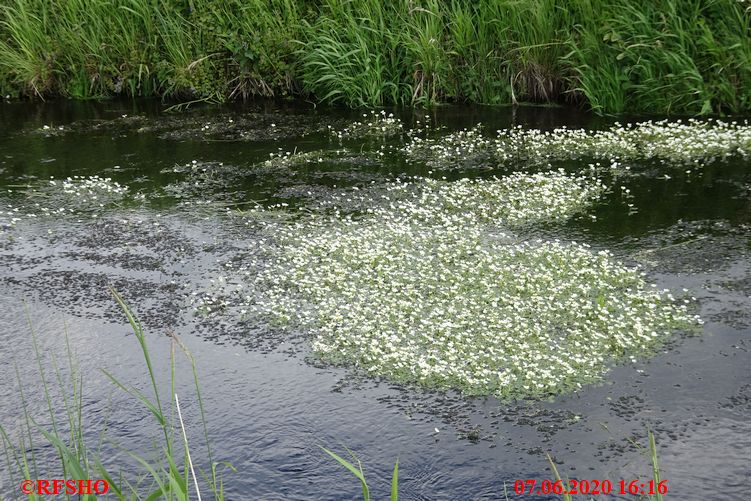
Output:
(320, 446), (399, 501)
(1, 290), (230, 500)
(1, 0), (749, 114)
(327, 429), (665, 501)
(211, 170), (701, 399)
(548, 429), (666, 501)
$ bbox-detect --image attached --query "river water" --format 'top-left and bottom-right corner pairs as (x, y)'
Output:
(0, 100), (749, 500)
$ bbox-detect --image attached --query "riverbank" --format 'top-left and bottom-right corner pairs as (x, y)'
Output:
(1, 0), (749, 114)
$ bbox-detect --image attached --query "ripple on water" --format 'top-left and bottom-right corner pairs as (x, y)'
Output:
(1, 104), (750, 500)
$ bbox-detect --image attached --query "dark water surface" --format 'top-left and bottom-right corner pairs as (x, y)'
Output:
(1, 100), (749, 500)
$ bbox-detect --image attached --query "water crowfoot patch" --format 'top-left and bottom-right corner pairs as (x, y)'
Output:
(230, 171), (701, 399)
(329, 110), (404, 139)
(262, 148), (349, 169)
(404, 125), (496, 170)
(412, 170), (605, 226)
(404, 119), (751, 170)
(1, 175), (140, 237)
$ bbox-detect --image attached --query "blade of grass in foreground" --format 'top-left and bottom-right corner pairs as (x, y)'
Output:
(391, 458), (398, 501)
(649, 429), (663, 501)
(320, 446), (370, 501)
(546, 453), (573, 501)
(320, 445), (400, 501)
(108, 286), (172, 456)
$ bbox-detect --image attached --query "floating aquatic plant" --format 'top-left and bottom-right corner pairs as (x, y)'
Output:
(261, 147), (383, 171)
(161, 160), (246, 201)
(52, 175), (129, 200)
(1, 175), (138, 236)
(198, 170), (700, 398)
(329, 110), (404, 139)
(404, 119), (751, 170)
(264, 148), (342, 169)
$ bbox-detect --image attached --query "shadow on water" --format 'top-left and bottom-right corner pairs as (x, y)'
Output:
(0, 99), (749, 500)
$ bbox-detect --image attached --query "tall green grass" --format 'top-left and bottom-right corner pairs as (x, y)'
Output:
(565, 0), (751, 114)
(298, 0), (409, 107)
(0, 289), (230, 500)
(1, 0), (749, 113)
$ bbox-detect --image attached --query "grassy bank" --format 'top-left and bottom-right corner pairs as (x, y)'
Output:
(0, 0), (749, 113)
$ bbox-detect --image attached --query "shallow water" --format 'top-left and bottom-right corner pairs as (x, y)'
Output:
(0, 100), (749, 500)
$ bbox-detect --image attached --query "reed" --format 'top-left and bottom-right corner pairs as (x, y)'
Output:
(0, 290), (230, 500)
(0, 0), (749, 113)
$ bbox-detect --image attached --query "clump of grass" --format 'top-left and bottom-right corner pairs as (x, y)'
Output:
(297, 0), (410, 107)
(0, 289), (231, 500)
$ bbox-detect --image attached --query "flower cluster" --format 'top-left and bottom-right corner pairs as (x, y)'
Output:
(1, 175), (133, 236)
(0, 205), (23, 232)
(329, 110), (404, 139)
(54, 175), (128, 198)
(403, 119), (751, 170)
(412, 170), (605, 226)
(208, 170), (700, 398)
(263, 148), (343, 169)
